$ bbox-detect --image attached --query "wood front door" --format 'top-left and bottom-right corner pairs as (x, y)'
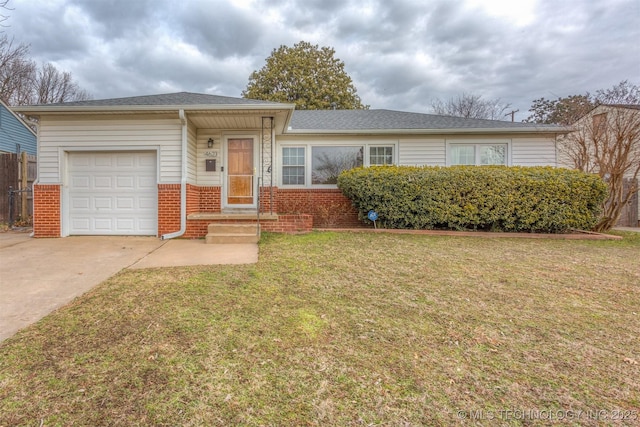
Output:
(226, 138), (254, 206)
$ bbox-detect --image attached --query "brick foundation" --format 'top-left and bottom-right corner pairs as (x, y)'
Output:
(260, 214), (313, 233)
(33, 184), (61, 237)
(33, 183), (360, 239)
(274, 188), (361, 228)
(158, 184), (181, 237)
(182, 185), (361, 237)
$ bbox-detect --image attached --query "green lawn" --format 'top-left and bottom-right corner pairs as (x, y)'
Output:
(1, 231), (639, 426)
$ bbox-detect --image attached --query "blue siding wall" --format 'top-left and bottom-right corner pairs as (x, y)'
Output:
(0, 104), (37, 156)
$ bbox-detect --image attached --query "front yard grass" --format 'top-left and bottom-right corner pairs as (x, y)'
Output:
(1, 231), (639, 426)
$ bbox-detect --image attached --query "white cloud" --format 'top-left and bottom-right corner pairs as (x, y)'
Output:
(7, 0), (640, 121)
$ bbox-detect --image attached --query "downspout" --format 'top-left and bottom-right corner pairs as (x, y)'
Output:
(30, 119), (40, 238)
(161, 109), (187, 240)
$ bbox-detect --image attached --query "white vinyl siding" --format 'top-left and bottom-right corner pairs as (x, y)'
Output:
(196, 130), (223, 186)
(37, 116), (181, 184)
(186, 120), (198, 183)
(511, 137), (557, 166)
(398, 139), (446, 166)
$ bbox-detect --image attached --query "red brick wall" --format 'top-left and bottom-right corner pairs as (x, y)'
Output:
(185, 215), (314, 237)
(158, 184), (181, 237)
(32, 183), (358, 239)
(33, 184), (61, 237)
(260, 214), (313, 233)
(182, 185), (361, 238)
(199, 186), (221, 212)
(259, 186), (276, 213)
(275, 188), (361, 228)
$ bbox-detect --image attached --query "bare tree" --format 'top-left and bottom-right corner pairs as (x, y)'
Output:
(34, 63), (91, 104)
(0, 35), (35, 104)
(1, 35), (91, 105)
(1, 0), (11, 29)
(559, 105), (640, 231)
(430, 93), (512, 120)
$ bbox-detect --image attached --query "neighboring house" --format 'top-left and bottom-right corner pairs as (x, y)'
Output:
(0, 99), (37, 156)
(15, 92), (569, 238)
(558, 104), (640, 227)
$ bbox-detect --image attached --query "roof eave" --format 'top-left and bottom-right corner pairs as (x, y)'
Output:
(14, 103), (296, 114)
(285, 126), (571, 135)
(0, 99), (37, 136)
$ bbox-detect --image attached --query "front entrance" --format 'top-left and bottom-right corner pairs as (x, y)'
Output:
(226, 138), (255, 207)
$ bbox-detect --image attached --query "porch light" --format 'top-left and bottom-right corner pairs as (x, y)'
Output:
(207, 138), (214, 148)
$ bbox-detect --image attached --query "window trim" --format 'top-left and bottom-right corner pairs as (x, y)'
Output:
(445, 140), (511, 166)
(278, 141), (397, 188)
(281, 146), (306, 186)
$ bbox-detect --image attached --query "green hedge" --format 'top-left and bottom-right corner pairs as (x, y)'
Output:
(337, 166), (607, 233)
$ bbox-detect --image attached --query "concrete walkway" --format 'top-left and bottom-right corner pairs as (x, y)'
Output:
(613, 226), (640, 233)
(0, 231), (257, 342)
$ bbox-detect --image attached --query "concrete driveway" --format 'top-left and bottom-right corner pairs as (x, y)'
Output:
(0, 231), (257, 343)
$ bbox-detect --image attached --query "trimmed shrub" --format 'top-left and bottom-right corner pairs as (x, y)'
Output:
(337, 166), (608, 233)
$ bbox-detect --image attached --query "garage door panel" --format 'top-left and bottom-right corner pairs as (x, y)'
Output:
(116, 155), (134, 167)
(70, 154), (91, 167)
(71, 218), (90, 231)
(71, 176), (90, 188)
(116, 218), (135, 231)
(139, 176), (156, 188)
(139, 196), (156, 210)
(94, 176), (113, 188)
(140, 160), (155, 169)
(71, 196), (90, 210)
(95, 156), (113, 167)
(94, 197), (113, 210)
(116, 197), (134, 209)
(94, 218), (113, 231)
(68, 152), (157, 236)
(116, 176), (135, 188)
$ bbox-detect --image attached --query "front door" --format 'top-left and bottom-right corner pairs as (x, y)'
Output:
(226, 138), (254, 206)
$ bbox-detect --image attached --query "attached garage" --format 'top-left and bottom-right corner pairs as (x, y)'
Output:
(67, 151), (157, 235)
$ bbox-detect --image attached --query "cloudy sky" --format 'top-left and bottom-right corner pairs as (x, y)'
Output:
(5, 0), (640, 121)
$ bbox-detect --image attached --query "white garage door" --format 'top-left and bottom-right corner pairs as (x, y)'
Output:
(68, 152), (157, 235)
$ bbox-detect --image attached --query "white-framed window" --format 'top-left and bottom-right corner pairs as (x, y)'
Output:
(312, 146), (363, 185)
(448, 143), (508, 166)
(280, 143), (396, 187)
(282, 146), (305, 185)
(369, 146), (394, 165)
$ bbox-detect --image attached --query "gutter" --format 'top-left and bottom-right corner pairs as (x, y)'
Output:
(284, 126), (572, 135)
(13, 103), (296, 114)
(161, 109), (187, 240)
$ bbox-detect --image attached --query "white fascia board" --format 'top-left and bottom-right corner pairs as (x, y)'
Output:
(285, 126), (572, 135)
(14, 103), (296, 114)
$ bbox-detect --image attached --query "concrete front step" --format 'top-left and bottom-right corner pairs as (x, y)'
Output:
(205, 233), (260, 244)
(205, 223), (260, 244)
(207, 223), (259, 234)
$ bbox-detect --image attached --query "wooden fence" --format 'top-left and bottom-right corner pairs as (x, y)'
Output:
(616, 178), (639, 227)
(0, 152), (37, 224)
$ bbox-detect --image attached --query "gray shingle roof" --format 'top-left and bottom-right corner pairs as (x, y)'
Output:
(289, 109), (563, 131)
(40, 91), (288, 107)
